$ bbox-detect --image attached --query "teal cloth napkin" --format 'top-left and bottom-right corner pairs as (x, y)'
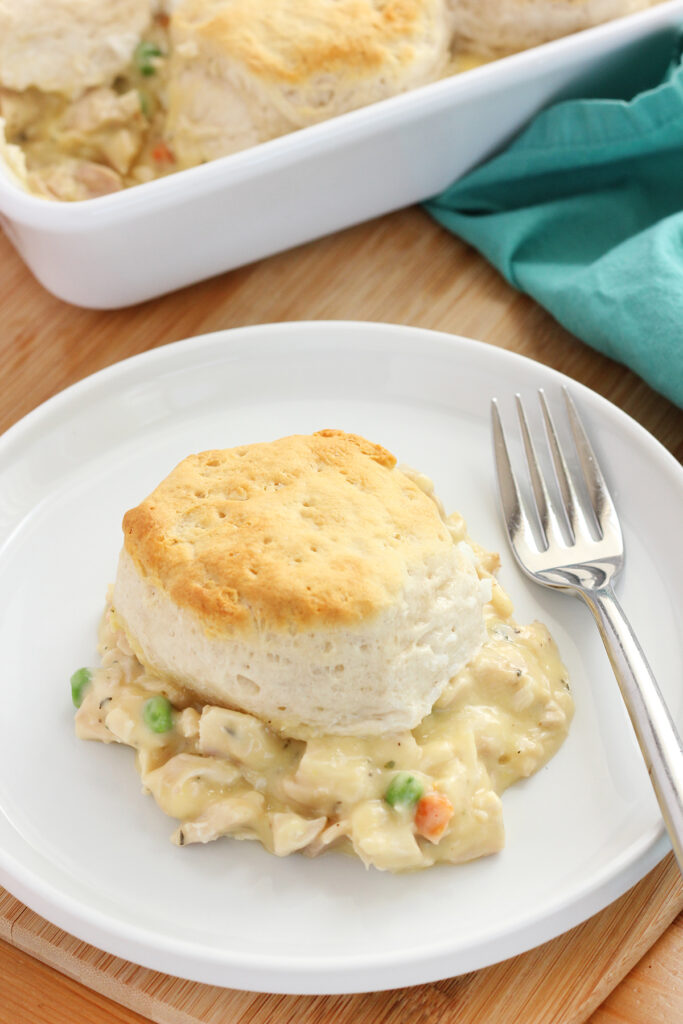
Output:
(425, 38), (683, 408)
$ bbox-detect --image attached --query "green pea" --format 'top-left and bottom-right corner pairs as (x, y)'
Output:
(135, 41), (163, 76)
(143, 695), (174, 733)
(384, 772), (424, 809)
(70, 667), (92, 708)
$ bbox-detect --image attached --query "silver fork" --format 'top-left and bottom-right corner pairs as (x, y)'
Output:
(491, 387), (683, 871)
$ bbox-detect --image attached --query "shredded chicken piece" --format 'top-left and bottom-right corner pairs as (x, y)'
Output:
(58, 87), (145, 173)
(63, 87), (137, 130)
(270, 812), (327, 856)
(172, 792), (266, 846)
(28, 158), (123, 200)
(0, 88), (59, 137)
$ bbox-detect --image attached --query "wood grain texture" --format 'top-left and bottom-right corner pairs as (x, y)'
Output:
(1, 209), (681, 454)
(0, 857), (681, 1024)
(589, 911), (683, 1024)
(0, 206), (681, 1024)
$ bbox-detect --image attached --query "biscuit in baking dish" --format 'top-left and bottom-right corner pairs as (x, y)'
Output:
(448, 0), (657, 55)
(113, 429), (487, 735)
(0, 0), (154, 97)
(164, 0), (451, 167)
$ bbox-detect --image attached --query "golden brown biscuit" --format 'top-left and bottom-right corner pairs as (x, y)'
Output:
(449, 0), (656, 55)
(114, 430), (488, 735)
(122, 429), (455, 632)
(0, 0), (154, 97)
(165, 0), (450, 167)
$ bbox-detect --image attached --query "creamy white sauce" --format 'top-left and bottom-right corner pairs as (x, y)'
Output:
(75, 515), (573, 873)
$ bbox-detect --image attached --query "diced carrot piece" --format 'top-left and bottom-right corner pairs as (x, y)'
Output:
(151, 142), (175, 164)
(414, 791), (454, 844)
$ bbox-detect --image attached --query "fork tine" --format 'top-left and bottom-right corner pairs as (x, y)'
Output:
(491, 399), (540, 563)
(562, 388), (623, 546)
(538, 389), (592, 543)
(516, 393), (552, 552)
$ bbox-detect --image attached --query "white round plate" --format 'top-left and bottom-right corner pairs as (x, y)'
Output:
(0, 322), (680, 994)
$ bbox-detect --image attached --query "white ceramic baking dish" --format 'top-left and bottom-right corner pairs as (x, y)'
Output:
(1, 2), (681, 309)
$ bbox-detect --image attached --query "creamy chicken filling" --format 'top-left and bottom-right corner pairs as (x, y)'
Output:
(0, 13), (493, 202)
(0, 15), (171, 200)
(73, 513), (572, 873)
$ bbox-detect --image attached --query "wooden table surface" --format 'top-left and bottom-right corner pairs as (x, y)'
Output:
(0, 206), (681, 1024)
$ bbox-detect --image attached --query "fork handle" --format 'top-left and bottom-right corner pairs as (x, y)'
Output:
(581, 586), (683, 872)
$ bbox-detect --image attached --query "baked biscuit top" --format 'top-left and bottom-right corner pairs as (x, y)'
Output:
(122, 429), (456, 634)
(172, 0), (446, 85)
